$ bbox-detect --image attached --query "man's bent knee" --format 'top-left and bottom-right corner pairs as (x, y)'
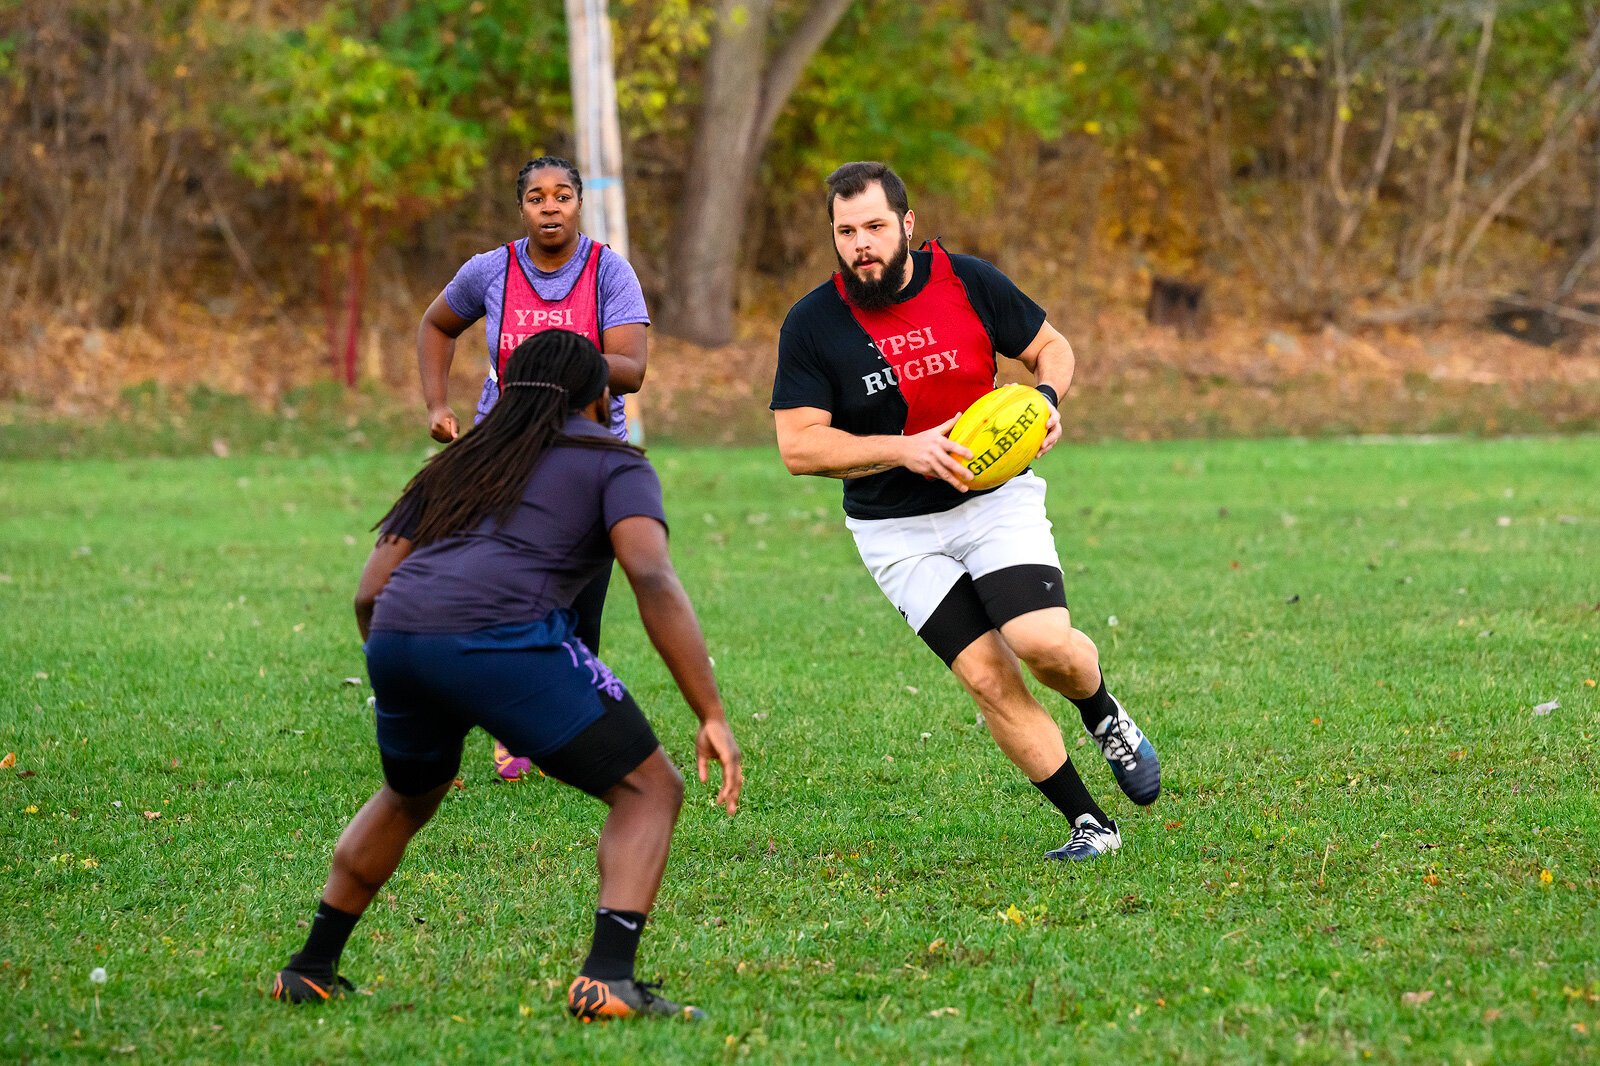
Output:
(951, 643), (1031, 714)
(1003, 613), (1097, 674)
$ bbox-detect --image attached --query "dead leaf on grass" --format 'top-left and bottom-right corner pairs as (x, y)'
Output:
(1533, 699), (1559, 716)
(1401, 990), (1434, 1006)
(0, 752), (14, 769)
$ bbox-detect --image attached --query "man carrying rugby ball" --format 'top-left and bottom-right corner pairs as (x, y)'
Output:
(770, 161), (1159, 861)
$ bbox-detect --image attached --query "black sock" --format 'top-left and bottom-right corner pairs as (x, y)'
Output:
(580, 908), (645, 981)
(1032, 758), (1109, 827)
(288, 899), (361, 976)
(1068, 675), (1117, 733)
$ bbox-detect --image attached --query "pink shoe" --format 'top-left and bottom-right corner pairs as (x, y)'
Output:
(492, 740), (533, 781)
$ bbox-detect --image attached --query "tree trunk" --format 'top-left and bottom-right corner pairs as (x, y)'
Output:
(658, 0), (852, 346)
(319, 225), (339, 384)
(339, 227), (369, 388)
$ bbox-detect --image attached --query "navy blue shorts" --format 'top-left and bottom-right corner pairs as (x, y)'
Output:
(364, 612), (659, 797)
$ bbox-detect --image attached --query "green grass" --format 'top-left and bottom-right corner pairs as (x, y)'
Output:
(2, 436), (1598, 1063)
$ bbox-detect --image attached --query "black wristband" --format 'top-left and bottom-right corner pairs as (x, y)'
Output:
(1035, 383), (1059, 408)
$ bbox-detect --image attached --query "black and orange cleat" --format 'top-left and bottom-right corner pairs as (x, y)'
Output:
(270, 967), (355, 1004)
(566, 975), (705, 1022)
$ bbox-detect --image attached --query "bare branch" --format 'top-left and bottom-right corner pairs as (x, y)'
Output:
(1326, 0), (1352, 209)
(1436, 1), (1496, 294)
(1452, 33), (1600, 273)
(752, 0), (853, 153)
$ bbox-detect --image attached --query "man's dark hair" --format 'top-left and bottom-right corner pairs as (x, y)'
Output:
(825, 161), (909, 221)
(517, 156), (583, 202)
(377, 330), (632, 547)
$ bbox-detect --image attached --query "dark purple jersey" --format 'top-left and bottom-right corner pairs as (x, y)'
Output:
(370, 415), (665, 634)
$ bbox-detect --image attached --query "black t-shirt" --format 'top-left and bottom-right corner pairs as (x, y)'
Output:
(771, 248), (1047, 519)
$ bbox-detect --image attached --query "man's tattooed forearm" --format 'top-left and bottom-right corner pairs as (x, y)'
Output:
(824, 462), (895, 479)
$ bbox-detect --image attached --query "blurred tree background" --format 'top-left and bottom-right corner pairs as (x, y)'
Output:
(3, 0), (1599, 438)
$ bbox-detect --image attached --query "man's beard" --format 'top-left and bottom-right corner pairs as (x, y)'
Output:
(837, 233), (910, 310)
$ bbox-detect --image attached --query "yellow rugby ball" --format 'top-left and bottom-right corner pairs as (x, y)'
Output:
(947, 384), (1051, 490)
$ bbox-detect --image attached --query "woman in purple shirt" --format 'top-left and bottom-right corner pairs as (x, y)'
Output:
(416, 156), (652, 779)
(272, 331), (742, 1021)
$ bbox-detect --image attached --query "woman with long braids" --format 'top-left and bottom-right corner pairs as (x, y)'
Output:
(272, 330), (741, 1021)
(416, 156), (651, 780)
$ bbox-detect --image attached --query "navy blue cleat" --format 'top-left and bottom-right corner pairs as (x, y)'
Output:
(1090, 697), (1161, 806)
(1045, 814), (1122, 862)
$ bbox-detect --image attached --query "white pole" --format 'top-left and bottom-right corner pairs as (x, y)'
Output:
(564, 0), (640, 440)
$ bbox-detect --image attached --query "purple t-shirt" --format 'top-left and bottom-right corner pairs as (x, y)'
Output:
(443, 234), (649, 440)
(370, 415), (666, 634)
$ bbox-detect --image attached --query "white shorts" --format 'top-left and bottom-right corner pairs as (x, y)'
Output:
(845, 472), (1067, 664)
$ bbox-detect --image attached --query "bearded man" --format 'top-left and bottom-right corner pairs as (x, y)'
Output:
(769, 161), (1160, 861)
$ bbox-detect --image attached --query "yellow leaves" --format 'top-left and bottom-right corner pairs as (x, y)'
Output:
(0, 752), (14, 769)
(1540, 868), (1554, 885)
(24, 805), (38, 814)
(1422, 873), (1440, 886)
(927, 938), (946, 954)
(1585, 678), (1596, 688)
(1082, 120), (1102, 136)
(997, 902), (1051, 927)
(518, 1004), (532, 1017)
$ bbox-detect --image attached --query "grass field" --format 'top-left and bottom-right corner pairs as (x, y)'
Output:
(3, 435), (1598, 1063)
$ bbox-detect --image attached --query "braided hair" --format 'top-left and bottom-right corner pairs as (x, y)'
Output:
(377, 330), (635, 547)
(516, 156), (583, 202)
